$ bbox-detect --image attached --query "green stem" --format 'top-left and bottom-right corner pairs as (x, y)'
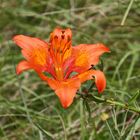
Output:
(121, 0), (135, 26)
(92, 96), (140, 114)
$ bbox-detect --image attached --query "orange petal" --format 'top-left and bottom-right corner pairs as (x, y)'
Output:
(45, 78), (81, 108)
(55, 87), (78, 108)
(78, 70), (106, 93)
(16, 60), (32, 75)
(72, 43), (110, 72)
(13, 35), (48, 50)
(13, 35), (48, 66)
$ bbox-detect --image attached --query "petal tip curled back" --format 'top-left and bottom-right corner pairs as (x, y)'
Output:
(94, 70), (106, 94)
(78, 70), (106, 94)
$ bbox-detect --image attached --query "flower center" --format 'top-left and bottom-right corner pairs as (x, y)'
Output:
(55, 66), (63, 80)
(49, 28), (72, 81)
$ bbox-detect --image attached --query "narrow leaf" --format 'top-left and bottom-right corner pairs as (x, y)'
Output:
(83, 100), (91, 121)
(129, 90), (140, 104)
(87, 94), (105, 103)
(35, 123), (54, 139)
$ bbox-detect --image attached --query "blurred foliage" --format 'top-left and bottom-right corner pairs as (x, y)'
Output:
(0, 0), (140, 140)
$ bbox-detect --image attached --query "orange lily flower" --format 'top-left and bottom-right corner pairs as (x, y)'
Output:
(13, 28), (110, 108)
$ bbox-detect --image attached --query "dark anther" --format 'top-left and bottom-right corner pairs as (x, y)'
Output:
(61, 35), (65, 39)
(54, 35), (58, 39)
(89, 65), (96, 70)
(62, 30), (65, 34)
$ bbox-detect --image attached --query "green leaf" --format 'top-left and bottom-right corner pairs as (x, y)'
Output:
(0, 35), (3, 43)
(83, 100), (91, 121)
(87, 94), (105, 103)
(129, 90), (140, 104)
(34, 123), (54, 139)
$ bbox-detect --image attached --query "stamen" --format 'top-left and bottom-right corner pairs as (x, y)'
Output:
(61, 35), (64, 39)
(55, 66), (63, 80)
(62, 30), (65, 34)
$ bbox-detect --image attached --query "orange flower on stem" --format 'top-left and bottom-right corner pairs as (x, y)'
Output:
(13, 28), (110, 108)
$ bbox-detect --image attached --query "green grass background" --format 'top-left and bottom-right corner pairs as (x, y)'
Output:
(0, 0), (140, 140)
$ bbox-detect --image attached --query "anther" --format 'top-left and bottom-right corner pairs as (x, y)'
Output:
(61, 35), (65, 39)
(62, 30), (65, 34)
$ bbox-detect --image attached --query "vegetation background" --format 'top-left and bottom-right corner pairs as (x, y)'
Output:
(0, 0), (140, 140)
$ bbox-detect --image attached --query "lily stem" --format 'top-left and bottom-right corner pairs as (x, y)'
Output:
(77, 93), (140, 114)
(91, 95), (140, 114)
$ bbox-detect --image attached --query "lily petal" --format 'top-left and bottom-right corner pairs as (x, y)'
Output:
(78, 70), (106, 93)
(13, 35), (49, 67)
(55, 86), (79, 108)
(44, 77), (81, 108)
(72, 43), (110, 72)
(13, 35), (48, 50)
(16, 60), (32, 75)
